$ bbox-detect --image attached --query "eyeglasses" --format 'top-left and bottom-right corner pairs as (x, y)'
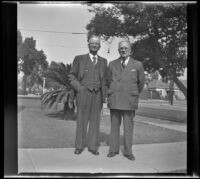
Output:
(89, 43), (100, 45)
(119, 47), (130, 50)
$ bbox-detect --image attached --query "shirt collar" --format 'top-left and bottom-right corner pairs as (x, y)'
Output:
(89, 53), (98, 61)
(121, 56), (130, 65)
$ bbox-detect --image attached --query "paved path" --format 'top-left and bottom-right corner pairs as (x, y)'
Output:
(18, 142), (186, 174)
(135, 116), (187, 133)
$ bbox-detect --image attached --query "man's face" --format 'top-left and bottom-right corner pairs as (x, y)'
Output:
(88, 37), (101, 54)
(118, 41), (132, 59)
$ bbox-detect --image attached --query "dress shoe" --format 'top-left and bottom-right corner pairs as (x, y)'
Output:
(124, 154), (135, 161)
(107, 152), (119, 158)
(88, 149), (99, 155)
(74, 149), (83, 155)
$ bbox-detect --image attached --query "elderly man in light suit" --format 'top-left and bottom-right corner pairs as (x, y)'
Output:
(69, 35), (108, 156)
(107, 40), (144, 161)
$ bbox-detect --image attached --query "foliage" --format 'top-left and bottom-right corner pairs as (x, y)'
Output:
(41, 61), (75, 119)
(86, 3), (187, 98)
(149, 71), (160, 81)
(41, 89), (70, 108)
(44, 61), (72, 88)
(17, 30), (49, 94)
(20, 37), (48, 76)
(17, 30), (23, 73)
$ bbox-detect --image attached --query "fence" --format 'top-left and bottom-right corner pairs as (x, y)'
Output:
(139, 90), (161, 100)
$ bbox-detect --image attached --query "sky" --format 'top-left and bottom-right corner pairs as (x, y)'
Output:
(18, 3), (121, 65)
(18, 2), (187, 80)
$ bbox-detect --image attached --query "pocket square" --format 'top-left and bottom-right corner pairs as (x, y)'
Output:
(131, 69), (136, 72)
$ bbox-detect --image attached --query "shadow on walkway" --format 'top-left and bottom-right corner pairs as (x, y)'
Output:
(99, 132), (124, 147)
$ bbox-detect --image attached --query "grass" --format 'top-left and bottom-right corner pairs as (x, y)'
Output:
(136, 107), (187, 123)
(18, 98), (186, 148)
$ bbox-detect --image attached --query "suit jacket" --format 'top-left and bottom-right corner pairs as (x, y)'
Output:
(69, 54), (108, 103)
(107, 57), (145, 110)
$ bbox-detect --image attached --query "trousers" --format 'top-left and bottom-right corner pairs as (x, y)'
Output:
(75, 88), (102, 151)
(109, 109), (135, 155)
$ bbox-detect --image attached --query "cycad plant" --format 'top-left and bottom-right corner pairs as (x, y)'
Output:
(41, 61), (75, 120)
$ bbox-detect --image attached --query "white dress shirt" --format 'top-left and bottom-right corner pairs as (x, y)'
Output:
(89, 53), (98, 65)
(121, 57), (130, 66)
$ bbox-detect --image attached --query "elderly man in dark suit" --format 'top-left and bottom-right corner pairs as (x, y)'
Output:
(107, 40), (145, 161)
(69, 35), (108, 156)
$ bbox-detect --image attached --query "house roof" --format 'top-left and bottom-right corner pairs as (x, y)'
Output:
(148, 80), (169, 89)
(148, 79), (187, 90)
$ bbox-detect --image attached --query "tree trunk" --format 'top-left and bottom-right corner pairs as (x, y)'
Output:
(169, 78), (174, 105)
(22, 75), (27, 95)
(172, 73), (187, 99)
(152, 35), (187, 100)
(63, 101), (75, 120)
(28, 87), (31, 94)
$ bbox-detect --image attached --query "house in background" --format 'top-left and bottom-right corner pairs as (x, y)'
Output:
(147, 79), (187, 100)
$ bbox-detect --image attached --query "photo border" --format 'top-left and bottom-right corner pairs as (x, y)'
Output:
(3, 1), (199, 177)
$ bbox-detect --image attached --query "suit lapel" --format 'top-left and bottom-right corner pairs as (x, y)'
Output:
(79, 54), (89, 79)
(114, 58), (123, 76)
(97, 55), (104, 79)
(122, 57), (136, 75)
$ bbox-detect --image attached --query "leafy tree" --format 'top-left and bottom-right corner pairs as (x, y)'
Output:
(45, 78), (60, 90)
(17, 30), (48, 94)
(149, 71), (160, 81)
(41, 62), (75, 120)
(17, 30), (23, 73)
(86, 3), (187, 98)
(26, 63), (44, 93)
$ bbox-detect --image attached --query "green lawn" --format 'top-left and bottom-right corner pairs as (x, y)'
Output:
(18, 98), (186, 148)
(136, 107), (187, 123)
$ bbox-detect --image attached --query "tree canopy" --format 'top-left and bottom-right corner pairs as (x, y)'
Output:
(86, 3), (187, 98)
(17, 30), (49, 94)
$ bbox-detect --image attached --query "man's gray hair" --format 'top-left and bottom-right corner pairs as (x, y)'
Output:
(87, 34), (101, 43)
(118, 40), (132, 49)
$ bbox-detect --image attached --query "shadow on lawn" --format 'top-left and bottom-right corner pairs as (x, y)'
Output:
(45, 110), (76, 121)
(18, 105), (26, 112)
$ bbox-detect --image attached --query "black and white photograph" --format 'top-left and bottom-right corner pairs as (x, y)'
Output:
(15, 1), (193, 176)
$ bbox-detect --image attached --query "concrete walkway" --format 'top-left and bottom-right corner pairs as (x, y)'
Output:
(18, 142), (186, 174)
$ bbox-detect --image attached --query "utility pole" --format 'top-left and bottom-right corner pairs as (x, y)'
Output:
(169, 64), (174, 105)
(169, 77), (174, 105)
(42, 77), (46, 95)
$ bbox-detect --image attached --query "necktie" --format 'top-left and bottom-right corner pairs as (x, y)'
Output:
(92, 56), (97, 65)
(122, 59), (126, 68)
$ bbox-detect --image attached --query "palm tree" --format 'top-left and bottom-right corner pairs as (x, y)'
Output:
(41, 61), (75, 120)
